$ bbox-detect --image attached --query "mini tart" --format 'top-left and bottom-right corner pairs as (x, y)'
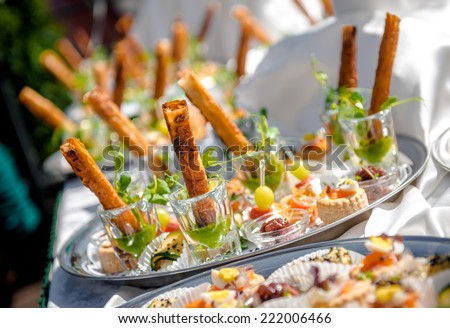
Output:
(317, 186), (368, 225)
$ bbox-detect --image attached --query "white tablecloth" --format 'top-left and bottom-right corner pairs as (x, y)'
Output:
(47, 1), (450, 307)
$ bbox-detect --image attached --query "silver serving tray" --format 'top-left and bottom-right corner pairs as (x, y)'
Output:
(119, 235), (450, 308)
(58, 134), (429, 287)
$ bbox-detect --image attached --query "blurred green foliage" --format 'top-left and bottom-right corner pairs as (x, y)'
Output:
(0, 0), (72, 160)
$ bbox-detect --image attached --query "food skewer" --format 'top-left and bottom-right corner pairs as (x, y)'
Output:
(338, 25), (358, 89)
(19, 86), (77, 134)
(84, 87), (167, 176)
(92, 61), (110, 93)
(162, 100), (216, 227)
(60, 137), (141, 234)
(178, 70), (251, 154)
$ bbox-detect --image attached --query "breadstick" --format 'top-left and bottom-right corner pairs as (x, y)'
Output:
(19, 86), (76, 133)
(321, 0), (335, 17)
(56, 38), (83, 70)
(369, 13), (400, 115)
(338, 25), (358, 89)
(84, 87), (166, 176)
(92, 60), (110, 93)
(172, 18), (189, 64)
(236, 20), (251, 77)
(162, 100), (216, 227)
(197, 2), (219, 42)
(40, 50), (76, 91)
(73, 27), (93, 57)
(115, 13), (134, 37)
(178, 70), (251, 154)
(232, 5), (273, 44)
(60, 137), (140, 233)
(113, 48), (126, 108)
(154, 39), (172, 99)
(292, 0), (318, 25)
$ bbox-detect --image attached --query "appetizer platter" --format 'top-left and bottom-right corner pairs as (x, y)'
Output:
(56, 12), (430, 288)
(119, 235), (450, 308)
(58, 133), (428, 287)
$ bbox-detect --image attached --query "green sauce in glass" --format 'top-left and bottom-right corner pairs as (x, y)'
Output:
(187, 216), (231, 249)
(354, 136), (393, 164)
(241, 153), (285, 192)
(114, 224), (157, 258)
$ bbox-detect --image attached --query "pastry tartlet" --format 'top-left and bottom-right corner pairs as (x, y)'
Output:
(317, 179), (368, 224)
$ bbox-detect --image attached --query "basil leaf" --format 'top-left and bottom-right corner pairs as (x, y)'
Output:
(155, 178), (170, 194)
(201, 147), (219, 168)
(116, 173), (131, 192)
(380, 97), (397, 111)
(147, 193), (168, 205)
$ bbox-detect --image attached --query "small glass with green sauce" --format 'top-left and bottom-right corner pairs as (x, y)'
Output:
(98, 200), (160, 274)
(233, 150), (288, 201)
(339, 107), (399, 172)
(168, 178), (242, 264)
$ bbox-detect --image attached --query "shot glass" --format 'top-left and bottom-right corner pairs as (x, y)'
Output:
(98, 199), (160, 273)
(320, 109), (346, 146)
(168, 178), (242, 264)
(339, 108), (398, 172)
(232, 149), (288, 201)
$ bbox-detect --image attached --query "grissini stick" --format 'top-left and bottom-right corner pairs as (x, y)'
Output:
(60, 137), (140, 233)
(232, 5), (273, 44)
(321, 0), (335, 17)
(73, 27), (93, 57)
(172, 18), (190, 65)
(236, 19), (251, 78)
(40, 50), (76, 91)
(162, 100), (216, 226)
(113, 47), (126, 108)
(338, 25), (358, 89)
(369, 13), (400, 116)
(92, 60), (110, 93)
(56, 38), (83, 70)
(154, 39), (172, 100)
(115, 13), (134, 37)
(84, 87), (167, 176)
(292, 0), (318, 25)
(19, 86), (77, 133)
(178, 70), (251, 154)
(197, 2), (219, 42)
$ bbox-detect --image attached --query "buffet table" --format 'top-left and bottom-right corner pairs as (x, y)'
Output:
(44, 2), (450, 308)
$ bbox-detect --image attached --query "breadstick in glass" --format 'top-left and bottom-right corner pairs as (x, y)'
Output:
(178, 70), (251, 154)
(197, 2), (219, 42)
(84, 87), (166, 175)
(56, 38), (83, 70)
(113, 46), (126, 108)
(40, 50), (76, 91)
(154, 39), (172, 100)
(19, 86), (77, 133)
(338, 25), (358, 89)
(92, 60), (110, 93)
(162, 100), (216, 226)
(232, 5), (273, 45)
(292, 0), (318, 25)
(60, 137), (140, 233)
(172, 18), (189, 65)
(369, 13), (401, 115)
(236, 20), (251, 77)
